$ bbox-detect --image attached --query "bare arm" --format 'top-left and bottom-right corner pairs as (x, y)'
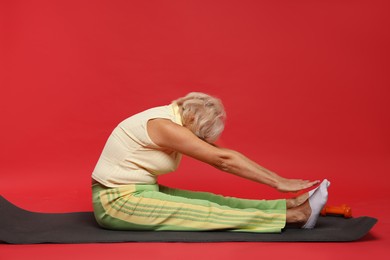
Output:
(147, 119), (319, 192)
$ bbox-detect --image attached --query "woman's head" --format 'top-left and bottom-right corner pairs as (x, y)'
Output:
(174, 92), (226, 143)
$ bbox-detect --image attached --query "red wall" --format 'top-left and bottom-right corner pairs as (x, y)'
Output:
(1, 0), (389, 212)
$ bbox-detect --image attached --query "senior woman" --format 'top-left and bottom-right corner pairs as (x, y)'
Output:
(92, 92), (329, 232)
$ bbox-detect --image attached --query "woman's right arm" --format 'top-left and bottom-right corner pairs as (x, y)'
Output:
(147, 119), (319, 192)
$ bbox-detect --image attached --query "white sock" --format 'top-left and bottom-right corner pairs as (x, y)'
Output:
(302, 179), (330, 229)
(308, 179), (331, 196)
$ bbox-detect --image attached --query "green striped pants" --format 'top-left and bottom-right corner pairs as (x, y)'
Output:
(92, 182), (286, 233)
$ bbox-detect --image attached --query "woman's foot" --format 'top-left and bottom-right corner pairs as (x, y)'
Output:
(302, 179), (330, 228)
(286, 192), (309, 209)
(286, 200), (311, 226)
(286, 178), (330, 209)
(286, 179), (330, 228)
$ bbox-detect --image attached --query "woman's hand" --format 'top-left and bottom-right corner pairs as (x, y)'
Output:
(276, 178), (320, 193)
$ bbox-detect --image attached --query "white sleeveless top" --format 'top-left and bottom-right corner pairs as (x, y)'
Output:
(92, 103), (183, 187)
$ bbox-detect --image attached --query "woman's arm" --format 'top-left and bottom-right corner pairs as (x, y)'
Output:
(147, 119), (319, 192)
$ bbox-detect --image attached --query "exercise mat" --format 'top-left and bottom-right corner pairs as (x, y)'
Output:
(0, 196), (377, 244)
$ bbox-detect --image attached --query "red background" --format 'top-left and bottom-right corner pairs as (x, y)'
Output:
(1, 0), (389, 259)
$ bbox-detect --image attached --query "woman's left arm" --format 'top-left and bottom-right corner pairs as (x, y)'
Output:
(147, 119), (319, 192)
(211, 146), (319, 192)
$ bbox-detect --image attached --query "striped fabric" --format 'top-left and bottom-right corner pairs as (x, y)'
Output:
(92, 183), (286, 233)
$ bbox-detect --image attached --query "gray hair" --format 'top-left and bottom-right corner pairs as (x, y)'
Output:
(174, 92), (226, 143)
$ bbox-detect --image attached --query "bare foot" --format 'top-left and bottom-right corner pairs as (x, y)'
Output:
(286, 192), (309, 209)
(286, 200), (311, 226)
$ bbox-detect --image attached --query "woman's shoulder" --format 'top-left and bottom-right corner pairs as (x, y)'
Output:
(118, 104), (173, 126)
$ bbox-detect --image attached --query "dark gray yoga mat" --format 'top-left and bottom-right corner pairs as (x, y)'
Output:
(0, 196), (377, 244)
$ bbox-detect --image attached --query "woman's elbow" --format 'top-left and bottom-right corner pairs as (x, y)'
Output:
(210, 150), (239, 173)
(212, 159), (230, 172)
